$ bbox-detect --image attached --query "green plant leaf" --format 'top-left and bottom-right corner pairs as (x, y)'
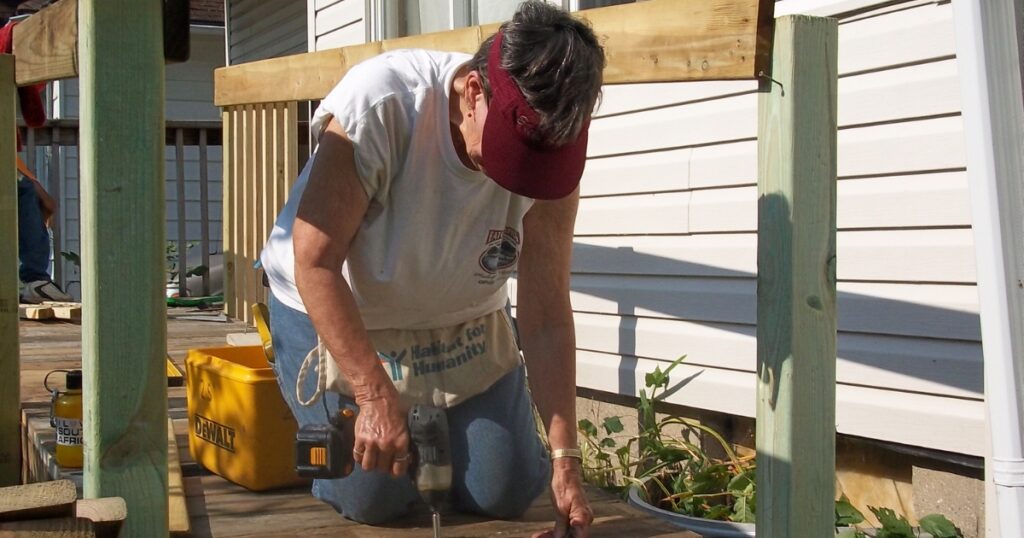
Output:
(870, 506), (914, 538)
(600, 437), (616, 449)
(728, 470), (755, 493)
(603, 416), (625, 435)
(654, 445), (691, 465)
(60, 250), (81, 266)
(645, 365), (666, 389)
(918, 514), (963, 538)
(578, 419), (598, 438)
(688, 464), (730, 495)
(835, 495), (865, 526)
(730, 494), (755, 523)
(704, 503), (732, 521)
(661, 355), (687, 379)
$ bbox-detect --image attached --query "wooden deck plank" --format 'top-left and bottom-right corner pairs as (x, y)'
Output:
(168, 418), (190, 535)
(19, 314), (694, 537)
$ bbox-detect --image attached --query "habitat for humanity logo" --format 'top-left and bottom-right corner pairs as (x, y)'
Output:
(478, 227), (520, 274)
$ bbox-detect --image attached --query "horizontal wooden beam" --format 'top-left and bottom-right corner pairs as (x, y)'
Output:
(12, 0), (79, 87)
(215, 0), (774, 107)
(11, 0), (193, 87)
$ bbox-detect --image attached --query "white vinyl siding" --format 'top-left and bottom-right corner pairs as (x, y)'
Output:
(55, 31), (225, 121)
(227, 0), (307, 65)
(514, 0), (983, 456)
(310, 0), (365, 51)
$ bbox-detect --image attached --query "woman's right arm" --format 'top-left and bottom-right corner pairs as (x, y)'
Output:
(292, 116), (411, 477)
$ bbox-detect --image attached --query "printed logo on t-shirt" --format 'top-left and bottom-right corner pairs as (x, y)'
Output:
(477, 227), (521, 279)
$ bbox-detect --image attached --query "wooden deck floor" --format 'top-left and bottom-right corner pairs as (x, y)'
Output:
(18, 311), (693, 537)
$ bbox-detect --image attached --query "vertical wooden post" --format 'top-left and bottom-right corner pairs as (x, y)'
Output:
(222, 109), (235, 318)
(755, 15), (838, 538)
(0, 55), (20, 486)
(79, 0), (168, 535)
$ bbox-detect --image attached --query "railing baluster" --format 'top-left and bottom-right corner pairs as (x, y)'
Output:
(199, 128), (210, 297)
(175, 127), (187, 297)
(48, 126), (62, 287)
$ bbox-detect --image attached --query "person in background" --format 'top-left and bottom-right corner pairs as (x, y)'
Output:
(18, 159), (73, 303)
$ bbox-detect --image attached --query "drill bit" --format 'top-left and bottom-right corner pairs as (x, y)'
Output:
(432, 509), (441, 538)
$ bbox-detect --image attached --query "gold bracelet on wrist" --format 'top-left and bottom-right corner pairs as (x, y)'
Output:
(550, 448), (583, 461)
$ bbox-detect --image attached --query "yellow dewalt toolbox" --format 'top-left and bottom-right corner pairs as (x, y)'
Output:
(185, 345), (306, 491)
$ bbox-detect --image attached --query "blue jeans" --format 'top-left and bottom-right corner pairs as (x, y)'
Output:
(18, 178), (52, 283)
(268, 292), (551, 524)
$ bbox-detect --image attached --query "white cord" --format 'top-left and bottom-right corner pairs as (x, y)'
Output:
(296, 338), (327, 407)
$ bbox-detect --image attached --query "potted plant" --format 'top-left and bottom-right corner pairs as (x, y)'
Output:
(577, 356), (963, 538)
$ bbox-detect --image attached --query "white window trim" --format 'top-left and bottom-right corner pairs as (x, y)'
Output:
(774, 0), (934, 18)
(451, 0), (473, 28)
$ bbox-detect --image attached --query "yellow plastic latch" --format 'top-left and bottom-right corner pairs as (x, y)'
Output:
(251, 302), (274, 363)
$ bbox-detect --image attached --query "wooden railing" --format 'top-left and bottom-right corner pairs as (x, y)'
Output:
(19, 120), (223, 297)
(214, 0), (773, 324)
(220, 103), (299, 322)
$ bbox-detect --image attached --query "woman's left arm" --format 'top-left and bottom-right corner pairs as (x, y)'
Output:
(517, 187), (592, 537)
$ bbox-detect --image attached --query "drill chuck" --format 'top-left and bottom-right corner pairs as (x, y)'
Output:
(408, 404), (452, 508)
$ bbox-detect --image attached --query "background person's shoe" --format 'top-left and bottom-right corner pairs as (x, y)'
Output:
(20, 280), (74, 303)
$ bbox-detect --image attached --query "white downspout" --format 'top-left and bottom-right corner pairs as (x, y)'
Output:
(951, 1), (1024, 537)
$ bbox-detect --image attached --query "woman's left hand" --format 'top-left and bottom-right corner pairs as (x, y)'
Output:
(533, 458), (593, 538)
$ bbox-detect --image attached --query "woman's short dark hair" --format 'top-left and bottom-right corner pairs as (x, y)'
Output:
(468, 1), (606, 147)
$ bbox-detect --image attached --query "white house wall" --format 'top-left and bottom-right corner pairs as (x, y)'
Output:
(303, 0), (981, 456)
(310, 0), (365, 51)
(53, 30), (226, 292)
(227, 0), (307, 65)
(510, 0), (984, 457)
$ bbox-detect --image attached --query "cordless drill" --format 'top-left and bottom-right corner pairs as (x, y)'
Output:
(295, 404), (452, 535)
(408, 405), (452, 536)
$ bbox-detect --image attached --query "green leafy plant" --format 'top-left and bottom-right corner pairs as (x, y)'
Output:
(578, 357), (965, 537)
(578, 355), (757, 523)
(832, 503), (963, 537)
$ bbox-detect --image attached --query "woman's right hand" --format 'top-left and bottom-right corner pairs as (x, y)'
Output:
(352, 381), (411, 478)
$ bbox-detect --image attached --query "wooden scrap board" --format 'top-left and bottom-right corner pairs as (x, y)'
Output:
(20, 408), (190, 535)
(0, 479), (76, 521)
(0, 516), (96, 536)
(18, 304), (54, 320)
(42, 302), (82, 321)
(166, 417), (189, 535)
(20, 302), (82, 321)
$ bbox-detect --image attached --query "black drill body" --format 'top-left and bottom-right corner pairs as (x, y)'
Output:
(295, 404), (452, 507)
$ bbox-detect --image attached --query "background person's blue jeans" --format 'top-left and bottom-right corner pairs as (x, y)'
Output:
(18, 177), (52, 283)
(268, 292), (551, 524)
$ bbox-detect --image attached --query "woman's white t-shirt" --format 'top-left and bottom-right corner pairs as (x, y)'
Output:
(260, 49), (535, 330)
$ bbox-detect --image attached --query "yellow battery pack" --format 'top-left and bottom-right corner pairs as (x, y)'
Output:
(185, 345), (306, 491)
